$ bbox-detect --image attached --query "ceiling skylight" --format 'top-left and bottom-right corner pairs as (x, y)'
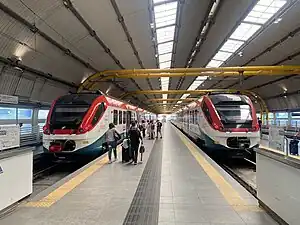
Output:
(220, 39), (244, 53)
(156, 25), (176, 43)
(205, 0), (287, 69)
(244, 0), (286, 24)
(153, 0), (179, 101)
(206, 60), (223, 68)
(213, 51), (233, 61)
(157, 42), (173, 55)
(230, 23), (261, 41)
(159, 53), (172, 63)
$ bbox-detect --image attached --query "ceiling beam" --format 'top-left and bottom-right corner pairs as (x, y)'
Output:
(0, 56), (77, 88)
(62, 0), (146, 100)
(0, 1), (96, 71)
(175, 0), (222, 91)
(224, 26), (300, 89)
(110, 0), (154, 92)
(210, 1), (298, 89)
(78, 65), (300, 91)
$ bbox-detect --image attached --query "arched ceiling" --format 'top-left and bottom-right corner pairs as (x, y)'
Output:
(0, 0), (299, 112)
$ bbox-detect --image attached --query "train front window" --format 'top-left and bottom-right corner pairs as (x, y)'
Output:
(51, 106), (89, 129)
(216, 104), (252, 128)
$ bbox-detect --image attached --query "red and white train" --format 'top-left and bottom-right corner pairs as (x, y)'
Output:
(43, 91), (154, 159)
(172, 93), (260, 159)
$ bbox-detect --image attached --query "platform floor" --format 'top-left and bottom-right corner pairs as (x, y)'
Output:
(0, 123), (278, 225)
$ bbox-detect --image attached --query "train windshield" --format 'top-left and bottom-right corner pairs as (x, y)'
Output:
(210, 94), (253, 128)
(50, 94), (99, 129)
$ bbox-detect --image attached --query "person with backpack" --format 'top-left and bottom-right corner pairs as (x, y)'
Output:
(128, 121), (143, 165)
(106, 123), (121, 164)
(150, 120), (155, 139)
(156, 120), (163, 138)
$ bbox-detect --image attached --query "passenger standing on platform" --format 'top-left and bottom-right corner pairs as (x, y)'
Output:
(106, 123), (121, 164)
(150, 120), (155, 139)
(141, 120), (146, 138)
(146, 120), (151, 138)
(128, 122), (143, 165)
(156, 120), (163, 139)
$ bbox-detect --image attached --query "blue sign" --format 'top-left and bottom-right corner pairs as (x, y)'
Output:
(0, 165), (3, 174)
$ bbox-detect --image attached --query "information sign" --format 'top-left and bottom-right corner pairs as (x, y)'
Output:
(0, 125), (20, 151)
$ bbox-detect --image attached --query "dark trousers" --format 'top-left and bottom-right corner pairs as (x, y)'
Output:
(131, 142), (140, 163)
(142, 129), (146, 138)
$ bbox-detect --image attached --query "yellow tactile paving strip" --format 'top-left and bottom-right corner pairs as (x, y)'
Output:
(25, 150), (117, 208)
(173, 126), (262, 212)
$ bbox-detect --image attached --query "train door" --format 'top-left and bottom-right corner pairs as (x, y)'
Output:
(126, 111), (132, 130)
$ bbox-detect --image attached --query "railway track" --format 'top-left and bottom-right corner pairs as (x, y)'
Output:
(221, 158), (257, 198)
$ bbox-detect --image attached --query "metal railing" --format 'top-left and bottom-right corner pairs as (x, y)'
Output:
(20, 125), (42, 147)
(260, 125), (300, 159)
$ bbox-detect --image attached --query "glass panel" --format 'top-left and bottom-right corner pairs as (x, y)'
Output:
(157, 42), (173, 55)
(159, 53), (172, 63)
(38, 110), (49, 120)
(0, 107), (17, 120)
(113, 110), (118, 125)
(206, 59), (223, 68)
(156, 25), (175, 43)
(230, 23), (261, 41)
(159, 61), (171, 69)
(18, 108), (33, 120)
(244, 0), (287, 24)
(213, 51), (233, 61)
(220, 39), (244, 53)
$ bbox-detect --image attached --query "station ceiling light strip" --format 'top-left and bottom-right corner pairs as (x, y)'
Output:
(153, 0), (178, 106)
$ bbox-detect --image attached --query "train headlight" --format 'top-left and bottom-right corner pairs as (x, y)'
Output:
(78, 128), (85, 133)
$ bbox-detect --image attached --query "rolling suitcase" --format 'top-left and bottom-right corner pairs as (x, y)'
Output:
(122, 139), (131, 163)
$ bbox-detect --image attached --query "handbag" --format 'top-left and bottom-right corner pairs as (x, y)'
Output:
(139, 145), (145, 153)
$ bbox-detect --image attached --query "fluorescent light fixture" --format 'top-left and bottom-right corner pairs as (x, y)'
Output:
(230, 22), (261, 41)
(220, 39), (244, 53)
(177, 100), (182, 104)
(162, 94), (168, 99)
(206, 59), (223, 68)
(213, 51), (233, 61)
(244, 0), (287, 24)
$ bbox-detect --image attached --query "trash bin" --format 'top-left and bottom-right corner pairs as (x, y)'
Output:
(289, 139), (299, 155)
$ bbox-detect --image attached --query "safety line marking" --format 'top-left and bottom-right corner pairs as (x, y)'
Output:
(173, 126), (262, 212)
(25, 150), (117, 208)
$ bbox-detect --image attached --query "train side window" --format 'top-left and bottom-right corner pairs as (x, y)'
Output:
(113, 110), (118, 125)
(202, 102), (213, 125)
(92, 103), (105, 126)
(119, 111), (122, 124)
(123, 111), (126, 124)
(195, 110), (198, 124)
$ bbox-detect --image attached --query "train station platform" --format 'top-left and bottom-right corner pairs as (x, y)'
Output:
(0, 123), (277, 225)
